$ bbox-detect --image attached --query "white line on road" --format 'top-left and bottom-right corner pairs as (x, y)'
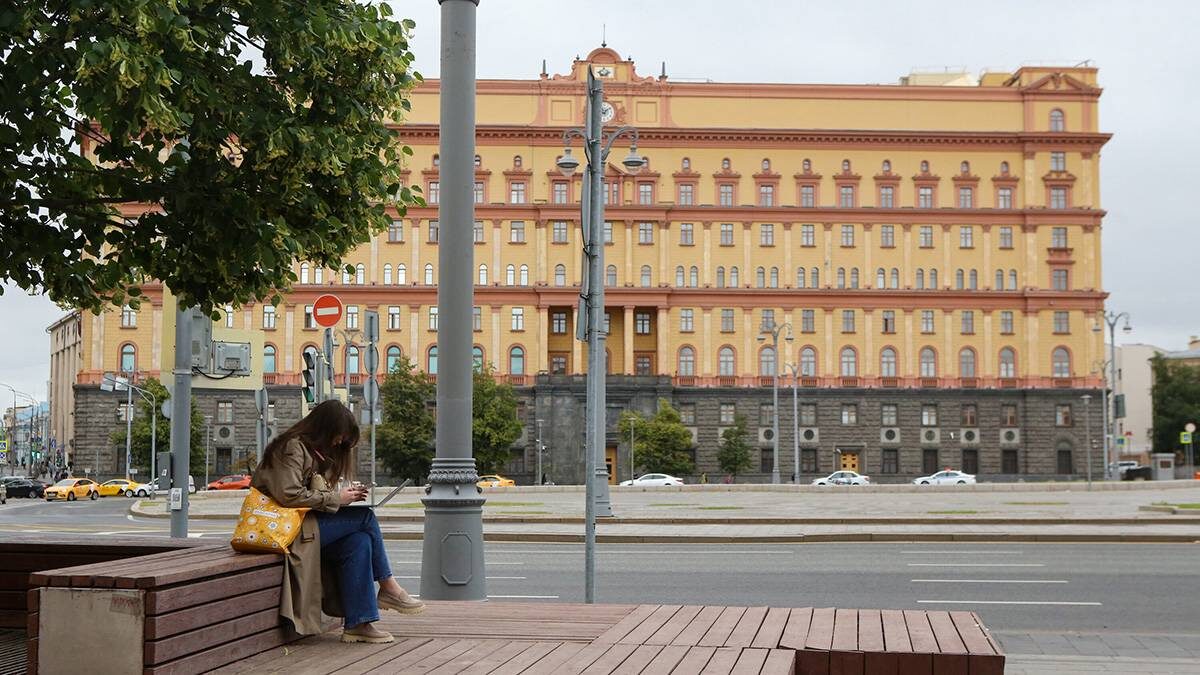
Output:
(393, 576), (526, 580)
(907, 563), (1045, 567)
(911, 579), (1068, 584)
(409, 594), (560, 600)
(394, 561), (524, 566)
(918, 600), (1101, 606)
(902, 550), (1024, 555)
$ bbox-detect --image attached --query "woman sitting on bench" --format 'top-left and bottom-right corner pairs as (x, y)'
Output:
(253, 400), (424, 644)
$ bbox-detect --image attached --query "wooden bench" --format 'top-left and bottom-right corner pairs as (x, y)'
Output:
(27, 545), (298, 675)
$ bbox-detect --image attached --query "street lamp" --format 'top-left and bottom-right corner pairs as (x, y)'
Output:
(535, 419), (545, 486)
(100, 374), (157, 484)
(556, 66), (645, 604)
(1094, 312), (1132, 479)
(1081, 394), (1093, 489)
(783, 363), (802, 484)
(0, 384), (36, 473)
(757, 321), (794, 484)
(203, 415), (213, 488)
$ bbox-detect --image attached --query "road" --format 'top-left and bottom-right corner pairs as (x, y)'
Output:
(4, 497), (1199, 660)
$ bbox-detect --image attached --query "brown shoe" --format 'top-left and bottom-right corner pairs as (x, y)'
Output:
(341, 622), (394, 644)
(378, 587), (426, 615)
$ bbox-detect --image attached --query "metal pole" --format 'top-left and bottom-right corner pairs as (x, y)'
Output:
(204, 417), (211, 487)
(792, 366), (799, 485)
(771, 337), (780, 485)
(170, 306), (193, 537)
(1082, 394), (1092, 489)
(1107, 322), (1117, 479)
(421, 0), (485, 602)
(125, 373), (133, 478)
(588, 69), (614, 523)
(630, 421), (635, 484)
(324, 328), (335, 402)
(535, 419), (544, 485)
(149, 391), (156, 488)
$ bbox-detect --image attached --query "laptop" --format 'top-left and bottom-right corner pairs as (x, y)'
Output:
(372, 479), (412, 509)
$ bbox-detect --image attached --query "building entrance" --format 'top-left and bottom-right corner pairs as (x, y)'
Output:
(605, 447), (617, 484)
(838, 450), (860, 473)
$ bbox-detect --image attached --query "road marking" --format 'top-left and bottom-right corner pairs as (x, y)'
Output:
(485, 595), (559, 599)
(902, 550), (1023, 555)
(394, 561), (523, 566)
(911, 579), (1068, 584)
(918, 600), (1101, 606)
(393, 575), (526, 581)
(907, 563), (1045, 567)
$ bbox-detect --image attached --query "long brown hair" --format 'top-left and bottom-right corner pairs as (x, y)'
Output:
(260, 400), (359, 481)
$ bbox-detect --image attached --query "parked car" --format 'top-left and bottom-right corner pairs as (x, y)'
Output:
(811, 471), (871, 486)
(619, 473), (685, 487)
(1109, 460), (1139, 477)
(44, 478), (99, 501)
(913, 470), (976, 485)
(3, 478), (47, 499)
(96, 479), (141, 498)
(148, 475), (198, 494)
(121, 481), (154, 497)
(476, 474), (515, 488)
(206, 475), (252, 491)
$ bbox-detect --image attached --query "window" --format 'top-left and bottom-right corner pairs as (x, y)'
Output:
(473, 181), (484, 204)
(842, 310), (855, 333)
(472, 306), (482, 332)
(840, 347), (857, 376)
(718, 184), (734, 206)
(678, 347), (695, 376)
(916, 269), (925, 289)
(961, 448), (979, 475)
(504, 181), (525, 204)
(722, 158), (731, 170)
(427, 346), (438, 374)
(759, 347), (777, 377)
(923, 449), (939, 475)
(881, 403), (898, 426)
(997, 188), (1012, 210)
(119, 343), (136, 372)
(388, 220), (404, 242)
(472, 221), (485, 243)
(678, 308), (695, 333)
(880, 225), (895, 248)
(502, 265), (513, 286)
(636, 183), (653, 205)
(345, 346), (360, 374)
(958, 187), (973, 209)
(759, 223), (775, 246)
(509, 347), (525, 375)
(890, 268), (899, 289)
(756, 267), (766, 288)
(720, 403), (736, 425)
(921, 405), (938, 427)
(552, 182), (568, 204)
(216, 401), (234, 424)
(1052, 347), (1072, 378)
(314, 267), (323, 284)
(961, 310), (975, 334)
(1057, 444), (1073, 474)
(345, 305), (359, 330)
(678, 184), (694, 205)
(690, 266), (699, 287)
(960, 226), (974, 248)
(511, 307), (525, 331)
(955, 269), (965, 290)
(549, 311), (568, 335)
(840, 224), (855, 247)
(959, 348), (976, 377)
(796, 267), (806, 289)
(995, 268), (1004, 290)
(1000, 311), (1014, 335)
(841, 404), (858, 425)
(721, 309), (735, 332)
(801, 310), (815, 334)
(1008, 269), (1018, 290)
(635, 312), (652, 335)
(428, 220), (439, 242)
(424, 263), (434, 285)
(811, 268), (819, 288)
(1049, 187), (1068, 209)
(999, 348), (1016, 378)
(996, 404), (1018, 428)
(879, 186), (894, 208)
(428, 307), (438, 330)
(1051, 226), (1068, 249)
(881, 311), (896, 334)
(428, 181), (440, 204)
(680, 223), (694, 245)
(799, 184), (816, 207)
(1050, 152), (1066, 172)
(605, 265), (617, 287)
(640, 265), (653, 288)
(638, 222), (654, 244)
(837, 268), (845, 289)
(720, 223), (734, 246)
(921, 310), (935, 334)
(472, 346), (484, 373)
(1056, 404), (1073, 427)
(918, 186), (933, 209)
(385, 346), (402, 373)
(800, 224), (815, 247)
(880, 347), (897, 377)
(761, 158), (771, 171)
(603, 221), (613, 243)
(552, 221), (568, 243)
(1002, 449), (1019, 474)
(549, 354), (567, 374)
(881, 449), (899, 474)
(388, 306), (401, 331)
(304, 305), (314, 329)
(396, 264), (406, 285)
(510, 221), (525, 243)
(223, 305), (235, 328)
(920, 347), (937, 377)
(383, 264), (393, 285)
(996, 227), (1013, 251)
(718, 347), (735, 376)
(759, 185), (775, 207)
(729, 266), (740, 287)
(1054, 311), (1070, 334)
(759, 403), (775, 426)
(554, 264), (566, 286)
(478, 264), (488, 285)
(676, 266), (686, 287)
(919, 226), (933, 248)
(1052, 269), (1069, 291)
(604, 181), (619, 205)
(300, 263), (310, 284)
(519, 264), (529, 286)
(800, 403), (817, 425)
(876, 268), (886, 289)
(839, 186), (855, 208)
(1050, 109), (1065, 132)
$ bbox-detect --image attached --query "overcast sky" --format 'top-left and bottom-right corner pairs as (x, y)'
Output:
(2, 0), (1196, 401)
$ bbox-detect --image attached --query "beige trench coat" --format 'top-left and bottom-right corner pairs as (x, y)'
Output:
(250, 438), (344, 635)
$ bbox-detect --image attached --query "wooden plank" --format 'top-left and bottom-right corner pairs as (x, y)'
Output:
(593, 604), (660, 644)
(609, 644), (663, 674)
(518, 642), (588, 674)
(672, 646), (717, 673)
(0, 591), (23, 610)
(831, 608), (858, 652)
(762, 649), (796, 675)
(133, 552), (280, 589)
(33, 547), (216, 587)
(144, 624), (298, 675)
(881, 610), (911, 653)
(643, 604), (702, 645)
(357, 639), (460, 675)
(399, 639), (483, 674)
(456, 639), (545, 675)
(145, 586), (280, 639)
(543, 641), (618, 675)
(486, 642), (566, 675)
(830, 650), (865, 675)
(578, 643), (638, 675)
(726, 606), (768, 648)
(269, 635), (409, 675)
(697, 606), (746, 647)
(925, 612), (966, 654)
(25, 635), (36, 675)
(86, 549), (216, 588)
(779, 607), (812, 651)
(857, 609), (884, 652)
(948, 613), (1003, 675)
(903, 611), (939, 654)
(0, 571), (30, 589)
(670, 606), (724, 646)
(618, 605), (682, 645)
(0, 610), (23, 629)
(146, 565), (282, 615)
(751, 607), (790, 649)
(144, 607), (281, 665)
(639, 644), (689, 675)
(426, 639), (508, 675)
(798, 648), (831, 675)
(805, 607), (835, 651)
(698, 647), (742, 674)
(731, 648), (769, 674)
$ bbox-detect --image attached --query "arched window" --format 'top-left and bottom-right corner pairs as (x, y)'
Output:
(802, 158), (812, 172)
(837, 268), (846, 288)
(606, 265), (617, 286)
(678, 347), (695, 376)
(1008, 270), (1018, 290)
(718, 347), (735, 376)
(1000, 161), (1010, 174)
(681, 157), (691, 170)
(424, 263), (434, 285)
(916, 269), (925, 289)
(929, 268), (938, 288)
(959, 348), (977, 378)
(800, 347), (817, 377)
(427, 346), (438, 375)
(882, 159), (891, 172)
(761, 158), (771, 171)
(509, 346), (525, 375)
(432, 153), (440, 167)
(919, 347), (937, 378)
(1049, 109), (1065, 132)
(756, 267), (766, 288)
(473, 154), (481, 167)
(386, 346), (402, 373)
(519, 264), (529, 286)
(850, 268), (859, 289)
(890, 268), (899, 289)
(120, 344), (136, 372)
(506, 264), (515, 285)
(1052, 347), (1071, 378)
(472, 346), (484, 372)
(263, 345), (277, 373)
(641, 265), (652, 288)
(920, 160), (929, 173)
(478, 264), (488, 285)
(880, 347), (897, 377)
(876, 268), (886, 289)
(690, 266), (699, 287)
(300, 263), (310, 284)
(396, 264), (407, 285)
(342, 268), (352, 285)
(841, 159), (851, 172)
(840, 347), (857, 376)
(716, 267), (726, 288)
(554, 264), (567, 286)
(769, 267), (778, 288)
(796, 267), (806, 288)
(383, 263), (393, 285)
(960, 161), (970, 174)
(955, 269), (965, 290)
(346, 346), (360, 374)
(513, 155), (522, 168)
(759, 346), (777, 376)
(969, 269), (978, 290)
(676, 266), (685, 287)
(810, 268), (819, 288)
(999, 348), (1016, 378)
(995, 269), (1004, 290)
(721, 157), (731, 170)
(355, 263), (365, 285)
(729, 266), (739, 287)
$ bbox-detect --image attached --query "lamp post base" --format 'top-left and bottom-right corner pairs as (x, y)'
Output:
(420, 457), (487, 601)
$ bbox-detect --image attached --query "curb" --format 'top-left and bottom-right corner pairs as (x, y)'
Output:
(372, 532), (1200, 544)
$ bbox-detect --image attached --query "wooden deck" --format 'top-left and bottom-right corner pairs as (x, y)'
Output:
(221, 601), (1004, 674)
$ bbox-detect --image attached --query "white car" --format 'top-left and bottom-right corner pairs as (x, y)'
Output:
(148, 475), (198, 494)
(913, 470), (976, 485)
(1109, 460), (1139, 477)
(811, 471), (871, 486)
(619, 473), (685, 487)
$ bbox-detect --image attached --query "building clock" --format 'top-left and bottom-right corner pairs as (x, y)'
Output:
(600, 101), (615, 124)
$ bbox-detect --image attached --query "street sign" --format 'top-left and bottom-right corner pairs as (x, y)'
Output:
(312, 294), (343, 328)
(1186, 422), (1197, 433)
(1182, 432), (1193, 445)
(161, 401), (172, 420)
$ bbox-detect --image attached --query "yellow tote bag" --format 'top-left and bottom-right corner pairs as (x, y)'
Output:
(230, 487), (309, 554)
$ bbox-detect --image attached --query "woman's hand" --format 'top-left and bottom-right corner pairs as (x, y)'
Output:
(338, 486), (367, 505)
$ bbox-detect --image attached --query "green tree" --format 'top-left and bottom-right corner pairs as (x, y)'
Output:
(472, 367), (523, 474)
(618, 399), (695, 477)
(108, 377), (206, 477)
(1, 1), (422, 314)
(717, 414), (753, 481)
(1151, 355), (1200, 454)
(376, 355), (435, 482)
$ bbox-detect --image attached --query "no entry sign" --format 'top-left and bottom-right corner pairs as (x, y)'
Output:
(312, 294), (343, 328)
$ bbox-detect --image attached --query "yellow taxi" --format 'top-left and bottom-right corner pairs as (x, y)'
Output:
(476, 474), (515, 488)
(44, 478), (99, 501)
(96, 479), (138, 497)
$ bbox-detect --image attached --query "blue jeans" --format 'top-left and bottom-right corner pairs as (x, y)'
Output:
(316, 506), (393, 627)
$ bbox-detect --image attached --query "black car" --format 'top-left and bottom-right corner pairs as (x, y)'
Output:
(2, 478), (46, 499)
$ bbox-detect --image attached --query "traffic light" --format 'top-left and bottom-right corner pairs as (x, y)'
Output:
(302, 351), (318, 404)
